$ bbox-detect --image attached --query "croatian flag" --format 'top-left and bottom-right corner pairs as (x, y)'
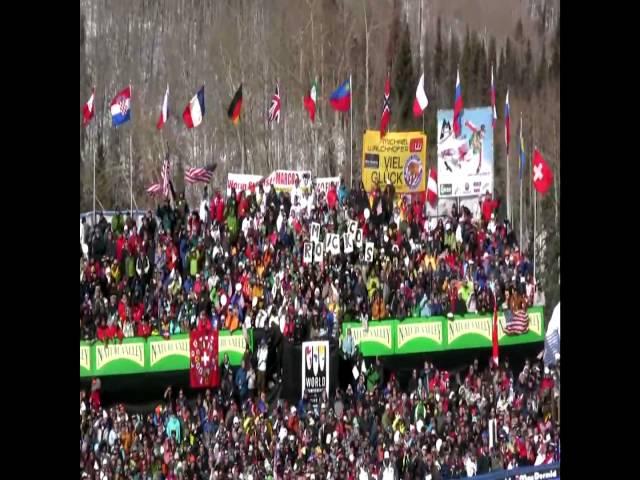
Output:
(82, 87), (95, 126)
(183, 86), (205, 129)
(329, 79), (351, 112)
(505, 89), (511, 154)
(156, 84), (169, 130)
(453, 69), (463, 138)
(491, 66), (497, 128)
(110, 85), (132, 127)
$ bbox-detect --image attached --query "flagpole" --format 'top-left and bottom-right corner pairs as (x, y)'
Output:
(192, 129), (196, 204)
(92, 134), (96, 225)
(533, 165), (537, 280)
(129, 83), (133, 215)
(506, 137), (511, 222)
(349, 72), (353, 189)
(519, 113), (523, 244)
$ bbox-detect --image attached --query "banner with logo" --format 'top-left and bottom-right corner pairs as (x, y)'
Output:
(341, 320), (397, 356)
(361, 130), (427, 193)
(80, 330), (251, 377)
(227, 173), (264, 195)
(314, 176), (340, 200)
(437, 107), (494, 198)
(395, 317), (445, 354)
(263, 170), (313, 192)
(301, 340), (330, 406)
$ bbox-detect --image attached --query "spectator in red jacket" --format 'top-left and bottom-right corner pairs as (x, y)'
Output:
(327, 184), (338, 210)
(481, 192), (500, 224)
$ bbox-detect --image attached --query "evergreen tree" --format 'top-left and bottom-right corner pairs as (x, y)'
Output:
(515, 18), (524, 44)
(461, 26), (472, 103)
(392, 20), (415, 129)
(386, 0), (402, 70)
(550, 21), (560, 80)
(536, 41), (547, 93)
(447, 30), (460, 107)
(434, 17), (444, 84)
(504, 37), (516, 87)
(522, 39), (533, 98)
(488, 36), (497, 78)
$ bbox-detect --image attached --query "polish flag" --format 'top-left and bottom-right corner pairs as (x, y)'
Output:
(82, 87), (95, 126)
(156, 84), (169, 130)
(412, 73), (428, 117)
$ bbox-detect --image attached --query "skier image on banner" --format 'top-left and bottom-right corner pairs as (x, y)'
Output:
(438, 117), (488, 178)
(465, 120), (486, 174)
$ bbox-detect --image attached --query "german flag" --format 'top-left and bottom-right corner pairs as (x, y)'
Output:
(227, 84), (243, 125)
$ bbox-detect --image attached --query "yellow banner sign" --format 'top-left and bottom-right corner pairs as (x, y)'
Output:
(361, 130), (427, 193)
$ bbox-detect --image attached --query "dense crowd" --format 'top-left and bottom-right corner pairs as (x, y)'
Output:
(80, 177), (539, 346)
(80, 356), (560, 479)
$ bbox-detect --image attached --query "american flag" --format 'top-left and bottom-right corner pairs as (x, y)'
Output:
(161, 156), (171, 197)
(146, 183), (163, 195)
(268, 84), (281, 124)
(185, 165), (216, 184)
(504, 309), (529, 334)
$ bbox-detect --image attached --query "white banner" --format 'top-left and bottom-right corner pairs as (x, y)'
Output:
(263, 170), (313, 192)
(310, 222), (321, 242)
(314, 176), (340, 200)
(313, 242), (324, 263)
(303, 242), (313, 265)
(364, 242), (375, 262)
(355, 228), (363, 248)
(226, 173), (264, 196)
(343, 233), (354, 254)
(325, 233), (340, 255)
(302, 340), (330, 406)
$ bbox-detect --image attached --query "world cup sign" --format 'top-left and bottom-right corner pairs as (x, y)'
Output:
(301, 340), (330, 407)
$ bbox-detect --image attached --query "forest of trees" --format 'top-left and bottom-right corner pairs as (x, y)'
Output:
(80, 0), (559, 314)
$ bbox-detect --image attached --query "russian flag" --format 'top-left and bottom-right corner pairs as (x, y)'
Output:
(453, 69), (463, 138)
(157, 84), (169, 130)
(183, 86), (205, 129)
(110, 85), (132, 127)
(505, 89), (511, 154)
(329, 79), (351, 112)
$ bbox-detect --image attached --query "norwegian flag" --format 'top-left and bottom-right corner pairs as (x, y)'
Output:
(82, 87), (95, 126)
(268, 84), (281, 124)
(185, 164), (216, 184)
(161, 156), (171, 197)
(505, 309), (530, 334)
(146, 183), (163, 196)
(380, 75), (391, 138)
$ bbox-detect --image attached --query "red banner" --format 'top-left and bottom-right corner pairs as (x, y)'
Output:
(189, 330), (220, 388)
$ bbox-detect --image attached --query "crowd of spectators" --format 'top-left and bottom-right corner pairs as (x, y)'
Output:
(80, 177), (539, 347)
(80, 356), (560, 479)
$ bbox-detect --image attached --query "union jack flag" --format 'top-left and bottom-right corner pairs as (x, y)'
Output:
(504, 309), (529, 334)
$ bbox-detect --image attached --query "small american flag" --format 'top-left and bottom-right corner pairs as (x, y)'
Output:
(161, 156), (171, 197)
(268, 84), (281, 124)
(185, 164), (216, 184)
(146, 183), (163, 195)
(504, 309), (529, 334)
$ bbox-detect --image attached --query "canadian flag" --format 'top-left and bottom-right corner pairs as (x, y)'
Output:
(427, 169), (438, 206)
(412, 73), (428, 117)
(532, 149), (554, 195)
(82, 87), (95, 126)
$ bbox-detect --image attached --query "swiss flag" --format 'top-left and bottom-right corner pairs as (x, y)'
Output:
(532, 149), (554, 195)
(190, 329), (220, 388)
(426, 169), (438, 206)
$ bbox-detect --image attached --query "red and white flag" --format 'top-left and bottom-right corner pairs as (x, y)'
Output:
(146, 183), (162, 196)
(268, 84), (281, 124)
(532, 149), (554, 195)
(82, 87), (95, 126)
(156, 84), (169, 130)
(161, 156), (171, 197)
(491, 291), (499, 367)
(412, 73), (428, 117)
(379, 75), (391, 138)
(427, 169), (438, 206)
(190, 330), (220, 388)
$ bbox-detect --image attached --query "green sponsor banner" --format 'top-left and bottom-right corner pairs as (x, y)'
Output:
(340, 307), (544, 357)
(445, 307), (544, 350)
(395, 318), (446, 354)
(342, 320), (396, 356)
(80, 330), (253, 378)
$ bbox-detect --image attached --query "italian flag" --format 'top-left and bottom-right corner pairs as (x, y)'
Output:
(303, 80), (318, 122)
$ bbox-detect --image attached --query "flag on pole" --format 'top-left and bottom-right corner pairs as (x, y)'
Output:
(268, 84), (281, 124)
(161, 156), (171, 197)
(532, 149), (554, 195)
(185, 164), (216, 184)
(227, 84), (243, 125)
(82, 87), (95, 126)
(412, 73), (428, 117)
(426, 169), (438, 207)
(453, 69), (463, 138)
(491, 66), (497, 128)
(183, 86), (205, 129)
(110, 85), (132, 127)
(491, 292), (499, 367)
(518, 115), (526, 180)
(379, 75), (391, 138)
(329, 79), (351, 112)
(146, 183), (163, 195)
(504, 90), (511, 154)
(190, 330), (220, 388)
(303, 80), (318, 122)
(156, 85), (169, 130)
